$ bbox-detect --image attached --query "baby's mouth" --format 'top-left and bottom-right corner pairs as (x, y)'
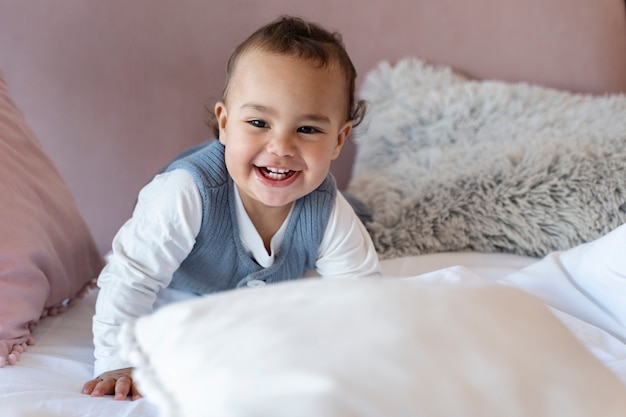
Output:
(259, 166), (297, 181)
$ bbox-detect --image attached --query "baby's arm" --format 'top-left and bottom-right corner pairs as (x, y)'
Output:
(88, 169), (202, 389)
(315, 191), (381, 278)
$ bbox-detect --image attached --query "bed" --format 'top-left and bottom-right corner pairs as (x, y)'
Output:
(1, 0), (626, 416)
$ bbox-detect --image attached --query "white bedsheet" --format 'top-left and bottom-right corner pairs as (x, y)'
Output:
(1, 251), (625, 416)
(0, 289), (158, 417)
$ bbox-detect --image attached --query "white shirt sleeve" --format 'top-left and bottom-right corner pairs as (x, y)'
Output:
(314, 191), (382, 278)
(92, 169), (202, 377)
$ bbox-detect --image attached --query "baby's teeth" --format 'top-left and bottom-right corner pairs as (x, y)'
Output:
(263, 167), (293, 180)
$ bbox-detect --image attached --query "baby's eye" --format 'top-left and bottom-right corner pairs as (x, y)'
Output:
(297, 126), (320, 134)
(248, 119), (268, 128)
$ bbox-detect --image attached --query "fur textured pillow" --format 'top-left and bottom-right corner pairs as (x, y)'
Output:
(0, 72), (104, 366)
(348, 58), (626, 259)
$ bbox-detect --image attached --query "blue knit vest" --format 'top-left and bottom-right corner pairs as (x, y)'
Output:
(164, 140), (336, 294)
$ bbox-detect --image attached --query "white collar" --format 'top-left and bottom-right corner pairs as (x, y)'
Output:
(233, 183), (293, 268)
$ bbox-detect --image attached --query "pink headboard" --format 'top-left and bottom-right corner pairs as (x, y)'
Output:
(1, 0), (625, 253)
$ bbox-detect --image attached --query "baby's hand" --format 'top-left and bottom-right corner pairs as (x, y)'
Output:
(82, 367), (142, 400)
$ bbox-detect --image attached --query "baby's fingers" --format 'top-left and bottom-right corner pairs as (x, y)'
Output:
(130, 381), (143, 401)
(81, 379), (99, 395)
(114, 375), (134, 400)
(85, 378), (116, 397)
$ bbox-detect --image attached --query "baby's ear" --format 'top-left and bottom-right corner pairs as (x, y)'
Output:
(215, 102), (228, 144)
(331, 122), (352, 159)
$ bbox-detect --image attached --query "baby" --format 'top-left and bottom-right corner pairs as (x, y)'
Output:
(82, 15), (381, 400)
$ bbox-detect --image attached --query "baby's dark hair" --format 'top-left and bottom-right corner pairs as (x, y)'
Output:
(207, 15), (366, 137)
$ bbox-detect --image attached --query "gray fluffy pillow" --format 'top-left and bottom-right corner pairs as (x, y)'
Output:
(348, 58), (626, 259)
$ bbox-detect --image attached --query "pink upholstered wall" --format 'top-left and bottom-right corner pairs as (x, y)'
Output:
(1, 0), (625, 253)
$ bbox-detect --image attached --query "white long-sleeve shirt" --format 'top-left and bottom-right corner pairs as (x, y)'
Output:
(93, 169), (381, 376)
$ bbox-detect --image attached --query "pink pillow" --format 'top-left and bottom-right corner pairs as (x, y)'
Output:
(0, 72), (104, 367)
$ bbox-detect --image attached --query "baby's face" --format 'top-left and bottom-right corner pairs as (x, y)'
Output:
(216, 49), (351, 214)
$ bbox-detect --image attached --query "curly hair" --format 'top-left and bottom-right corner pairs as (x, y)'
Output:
(207, 15), (365, 137)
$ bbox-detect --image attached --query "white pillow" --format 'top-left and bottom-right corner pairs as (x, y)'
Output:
(120, 275), (626, 417)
